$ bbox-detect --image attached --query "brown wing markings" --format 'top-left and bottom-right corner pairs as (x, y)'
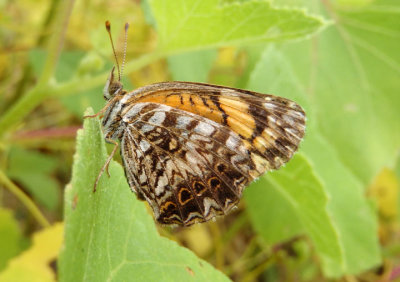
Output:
(214, 95), (305, 161)
(131, 106), (256, 215)
(126, 126), (186, 225)
(166, 110), (255, 177)
(150, 147), (203, 225)
(122, 130), (155, 203)
(120, 136), (144, 199)
(131, 122), (216, 225)
(127, 127), (190, 225)
(186, 94), (305, 171)
(130, 89), (305, 159)
(166, 108), (270, 177)
(203, 98), (296, 162)
(160, 106), (273, 176)
(135, 117), (244, 201)
(135, 107), (253, 184)
(132, 118), (235, 215)
(214, 93), (305, 140)
(125, 105), (255, 178)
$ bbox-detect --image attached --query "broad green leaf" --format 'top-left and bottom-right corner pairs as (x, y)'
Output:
(243, 0), (394, 273)
(0, 209), (24, 271)
(148, 0), (328, 52)
(7, 147), (60, 210)
(0, 223), (62, 282)
(302, 133), (379, 276)
(282, 0), (400, 184)
(245, 154), (343, 275)
(59, 108), (229, 282)
(276, 3), (400, 275)
(167, 49), (218, 82)
(245, 175), (303, 244)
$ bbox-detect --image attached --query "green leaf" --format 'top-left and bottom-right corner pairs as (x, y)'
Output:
(148, 0), (328, 52)
(245, 154), (343, 275)
(244, 4), (389, 273)
(7, 147), (60, 210)
(59, 108), (229, 282)
(245, 175), (303, 244)
(283, 0), (400, 184)
(0, 209), (24, 271)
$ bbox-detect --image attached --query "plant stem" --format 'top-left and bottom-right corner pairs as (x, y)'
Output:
(0, 170), (50, 228)
(0, 86), (51, 138)
(0, 0), (75, 138)
(38, 0), (75, 87)
(0, 50), (163, 138)
(12, 0), (62, 102)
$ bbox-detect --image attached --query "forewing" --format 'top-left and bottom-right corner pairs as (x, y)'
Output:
(124, 82), (306, 170)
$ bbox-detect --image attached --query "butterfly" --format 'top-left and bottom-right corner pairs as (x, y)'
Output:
(86, 21), (306, 226)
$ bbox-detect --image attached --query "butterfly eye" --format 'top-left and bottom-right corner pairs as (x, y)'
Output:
(109, 81), (123, 96)
(103, 66), (123, 100)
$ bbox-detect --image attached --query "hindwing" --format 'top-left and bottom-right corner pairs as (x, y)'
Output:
(121, 103), (254, 225)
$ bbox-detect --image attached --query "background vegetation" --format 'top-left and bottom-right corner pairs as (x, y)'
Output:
(0, 0), (399, 281)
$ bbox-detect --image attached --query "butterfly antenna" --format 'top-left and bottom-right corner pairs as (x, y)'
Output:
(105, 20), (121, 81)
(120, 23), (129, 80)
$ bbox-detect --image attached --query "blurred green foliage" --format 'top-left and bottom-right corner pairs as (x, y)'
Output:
(0, 0), (399, 281)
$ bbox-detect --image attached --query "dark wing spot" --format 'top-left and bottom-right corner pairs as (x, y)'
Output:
(209, 177), (221, 189)
(179, 188), (193, 205)
(193, 181), (207, 196)
(216, 163), (225, 173)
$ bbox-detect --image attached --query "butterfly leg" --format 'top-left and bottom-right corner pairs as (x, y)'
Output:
(83, 99), (115, 119)
(93, 139), (119, 192)
(83, 108), (106, 119)
(104, 139), (118, 177)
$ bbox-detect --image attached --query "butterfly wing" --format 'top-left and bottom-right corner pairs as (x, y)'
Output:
(119, 81), (305, 226)
(121, 103), (255, 225)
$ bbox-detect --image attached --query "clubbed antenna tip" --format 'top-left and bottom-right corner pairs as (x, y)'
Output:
(105, 20), (121, 81)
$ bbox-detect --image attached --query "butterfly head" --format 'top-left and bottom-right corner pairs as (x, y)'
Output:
(103, 66), (123, 100)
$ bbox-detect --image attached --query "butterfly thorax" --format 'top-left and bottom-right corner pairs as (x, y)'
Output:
(102, 67), (129, 140)
(102, 93), (128, 140)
